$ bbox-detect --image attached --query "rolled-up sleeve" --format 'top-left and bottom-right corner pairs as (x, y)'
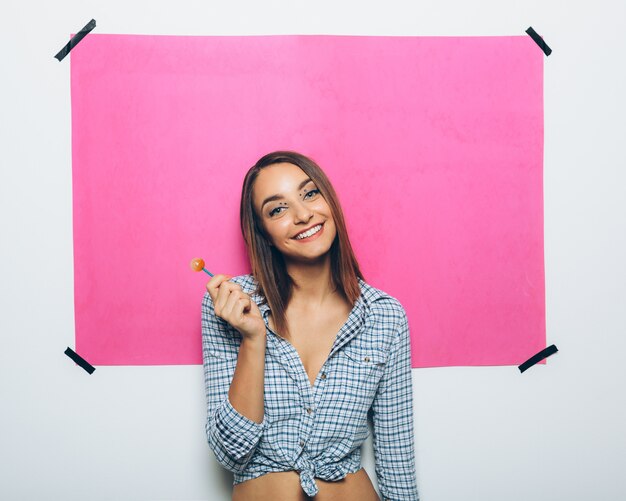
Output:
(201, 291), (266, 473)
(370, 307), (420, 500)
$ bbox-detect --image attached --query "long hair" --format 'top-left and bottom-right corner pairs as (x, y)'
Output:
(240, 150), (364, 339)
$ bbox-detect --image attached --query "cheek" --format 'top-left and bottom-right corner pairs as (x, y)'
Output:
(271, 221), (295, 241)
(318, 198), (331, 210)
(313, 200), (333, 219)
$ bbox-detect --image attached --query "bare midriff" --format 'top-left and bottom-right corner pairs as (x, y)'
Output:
(231, 468), (380, 501)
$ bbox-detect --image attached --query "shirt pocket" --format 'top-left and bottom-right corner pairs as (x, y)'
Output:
(343, 344), (388, 368)
(334, 344), (388, 407)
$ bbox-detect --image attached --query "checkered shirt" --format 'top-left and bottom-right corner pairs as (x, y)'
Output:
(201, 274), (419, 500)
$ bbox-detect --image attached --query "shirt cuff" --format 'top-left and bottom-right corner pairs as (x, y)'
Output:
(213, 395), (266, 459)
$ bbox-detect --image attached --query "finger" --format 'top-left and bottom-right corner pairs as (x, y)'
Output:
(221, 290), (247, 322)
(206, 273), (229, 296)
(214, 281), (243, 313)
(230, 298), (250, 326)
(243, 296), (252, 314)
(206, 274), (235, 302)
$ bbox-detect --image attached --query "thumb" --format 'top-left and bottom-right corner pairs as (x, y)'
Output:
(248, 296), (262, 315)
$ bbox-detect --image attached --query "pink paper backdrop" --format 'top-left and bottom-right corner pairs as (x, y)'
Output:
(70, 34), (545, 367)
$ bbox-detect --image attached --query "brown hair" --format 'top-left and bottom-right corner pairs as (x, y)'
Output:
(240, 150), (365, 339)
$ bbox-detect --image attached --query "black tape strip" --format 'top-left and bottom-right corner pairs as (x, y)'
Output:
(525, 26), (552, 56)
(64, 347), (96, 374)
(518, 344), (558, 373)
(54, 19), (96, 62)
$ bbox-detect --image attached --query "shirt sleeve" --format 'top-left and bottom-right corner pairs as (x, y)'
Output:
(201, 290), (266, 473)
(370, 306), (420, 501)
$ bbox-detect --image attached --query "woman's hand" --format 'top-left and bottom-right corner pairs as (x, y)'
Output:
(206, 274), (266, 341)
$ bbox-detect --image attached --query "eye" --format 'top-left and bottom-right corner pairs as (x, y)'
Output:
(304, 189), (320, 199)
(268, 189), (320, 217)
(269, 206), (284, 217)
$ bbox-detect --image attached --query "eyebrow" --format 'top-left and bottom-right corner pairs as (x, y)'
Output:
(260, 178), (314, 211)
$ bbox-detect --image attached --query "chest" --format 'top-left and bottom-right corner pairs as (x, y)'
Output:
(268, 302), (352, 387)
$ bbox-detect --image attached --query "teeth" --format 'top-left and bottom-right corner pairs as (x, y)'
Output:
(295, 224), (322, 240)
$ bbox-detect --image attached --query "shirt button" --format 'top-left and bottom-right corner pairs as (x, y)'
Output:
(306, 407), (312, 414)
(300, 440), (305, 447)
(364, 356), (370, 362)
(321, 373), (327, 379)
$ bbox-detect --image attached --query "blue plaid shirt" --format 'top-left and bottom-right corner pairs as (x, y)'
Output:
(201, 274), (419, 500)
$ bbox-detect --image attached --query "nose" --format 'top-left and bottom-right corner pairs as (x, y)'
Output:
(293, 200), (314, 223)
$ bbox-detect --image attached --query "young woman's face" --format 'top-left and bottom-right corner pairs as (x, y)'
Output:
(253, 162), (337, 264)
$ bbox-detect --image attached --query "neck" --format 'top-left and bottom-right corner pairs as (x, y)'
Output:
(285, 254), (337, 309)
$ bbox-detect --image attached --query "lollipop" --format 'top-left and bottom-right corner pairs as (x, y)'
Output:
(190, 258), (213, 276)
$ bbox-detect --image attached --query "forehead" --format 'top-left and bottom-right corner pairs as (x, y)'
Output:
(256, 162), (305, 184)
(254, 162), (309, 196)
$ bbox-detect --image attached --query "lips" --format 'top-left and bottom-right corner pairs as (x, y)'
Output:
(293, 222), (323, 239)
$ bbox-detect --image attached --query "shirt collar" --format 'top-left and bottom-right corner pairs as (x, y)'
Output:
(248, 276), (386, 317)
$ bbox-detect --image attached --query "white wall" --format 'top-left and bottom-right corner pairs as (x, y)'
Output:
(1, 1), (625, 499)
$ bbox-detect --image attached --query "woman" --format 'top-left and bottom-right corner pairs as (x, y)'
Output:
(201, 151), (419, 501)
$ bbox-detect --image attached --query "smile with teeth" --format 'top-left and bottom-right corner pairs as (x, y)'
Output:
(294, 224), (323, 240)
